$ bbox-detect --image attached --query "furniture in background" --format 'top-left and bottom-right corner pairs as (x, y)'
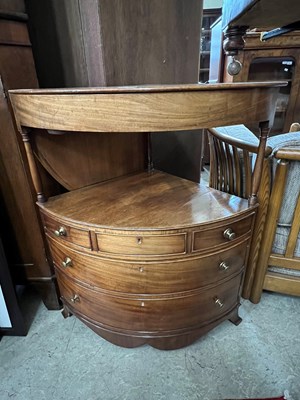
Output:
(223, 32), (300, 135)
(199, 8), (221, 83)
(208, 124), (300, 303)
(209, 22), (300, 134)
(9, 81), (282, 349)
(251, 126), (300, 301)
(221, 0), (300, 57)
(199, 8), (221, 168)
(0, 0), (60, 309)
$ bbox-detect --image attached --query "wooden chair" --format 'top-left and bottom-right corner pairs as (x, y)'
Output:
(208, 124), (300, 303)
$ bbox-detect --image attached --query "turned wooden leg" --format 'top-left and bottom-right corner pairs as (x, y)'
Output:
(21, 128), (46, 203)
(223, 25), (248, 56)
(249, 121), (270, 207)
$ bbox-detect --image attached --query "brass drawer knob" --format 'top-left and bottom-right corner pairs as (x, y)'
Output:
(223, 228), (236, 241)
(70, 294), (80, 303)
(54, 226), (67, 237)
(219, 261), (230, 271)
(136, 236), (143, 245)
(62, 257), (72, 268)
(214, 297), (224, 308)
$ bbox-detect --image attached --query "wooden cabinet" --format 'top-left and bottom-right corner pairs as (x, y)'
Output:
(40, 170), (253, 349)
(0, 3), (59, 309)
(224, 32), (300, 134)
(9, 82), (282, 349)
(199, 8), (221, 83)
(210, 27), (300, 133)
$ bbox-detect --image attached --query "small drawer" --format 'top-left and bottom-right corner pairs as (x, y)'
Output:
(96, 232), (186, 256)
(49, 237), (248, 293)
(42, 213), (91, 249)
(57, 270), (242, 332)
(192, 215), (253, 252)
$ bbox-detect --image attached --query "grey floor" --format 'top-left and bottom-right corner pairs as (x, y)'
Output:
(0, 289), (299, 400)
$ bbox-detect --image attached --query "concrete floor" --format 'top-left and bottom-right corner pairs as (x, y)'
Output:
(0, 289), (299, 400)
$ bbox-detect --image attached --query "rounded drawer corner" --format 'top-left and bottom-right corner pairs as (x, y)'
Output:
(41, 213), (91, 249)
(192, 215), (253, 252)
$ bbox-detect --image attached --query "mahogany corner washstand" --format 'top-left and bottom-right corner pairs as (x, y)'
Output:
(9, 83), (284, 349)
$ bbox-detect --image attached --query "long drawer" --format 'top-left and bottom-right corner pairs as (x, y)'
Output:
(49, 236), (248, 293)
(57, 269), (242, 332)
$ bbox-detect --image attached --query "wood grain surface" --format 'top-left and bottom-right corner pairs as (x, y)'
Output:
(49, 235), (248, 294)
(33, 130), (146, 190)
(39, 170), (252, 230)
(57, 268), (242, 332)
(9, 82), (284, 133)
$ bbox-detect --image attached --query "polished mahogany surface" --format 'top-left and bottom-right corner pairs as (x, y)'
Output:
(39, 170), (251, 229)
(9, 82), (285, 133)
(36, 170), (255, 349)
(9, 81), (286, 93)
(48, 236), (248, 294)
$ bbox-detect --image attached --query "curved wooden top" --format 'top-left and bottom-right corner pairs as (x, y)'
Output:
(39, 170), (253, 230)
(9, 82), (286, 133)
(9, 81), (286, 94)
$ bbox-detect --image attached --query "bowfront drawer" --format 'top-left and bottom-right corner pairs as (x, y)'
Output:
(49, 237), (248, 293)
(57, 270), (242, 332)
(96, 232), (186, 256)
(192, 214), (253, 252)
(42, 213), (91, 249)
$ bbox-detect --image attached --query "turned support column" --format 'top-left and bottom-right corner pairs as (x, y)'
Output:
(223, 25), (248, 76)
(249, 121), (271, 207)
(223, 25), (248, 56)
(21, 128), (46, 203)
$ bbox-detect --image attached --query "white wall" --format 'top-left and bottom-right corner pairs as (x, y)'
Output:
(203, 0), (222, 9)
(0, 285), (12, 328)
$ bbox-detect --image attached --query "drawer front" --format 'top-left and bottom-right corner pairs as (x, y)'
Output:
(42, 213), (91, 249)
(57, 270), (242, 332)
(96, 232), (186, 256)
(50, 237), (248, 293)
(192, 215), (253, 252)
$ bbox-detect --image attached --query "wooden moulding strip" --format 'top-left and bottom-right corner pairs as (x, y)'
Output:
(264, 271), (300, 296)
(268, 254), (300, 270)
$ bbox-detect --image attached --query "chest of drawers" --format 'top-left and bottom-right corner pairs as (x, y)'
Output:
(9, 83), (282, 349)
(39, 170), (255, 349)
